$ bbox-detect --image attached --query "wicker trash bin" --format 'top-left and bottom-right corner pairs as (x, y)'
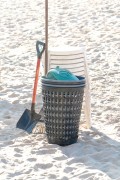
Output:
(41, 76), (85, 146)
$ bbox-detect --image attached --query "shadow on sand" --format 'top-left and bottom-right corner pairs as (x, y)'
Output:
(60, 126), (120, 179)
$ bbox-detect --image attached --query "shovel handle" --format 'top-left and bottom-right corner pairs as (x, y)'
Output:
(36, 41), (45, 59)
(31, 41), (45, 113)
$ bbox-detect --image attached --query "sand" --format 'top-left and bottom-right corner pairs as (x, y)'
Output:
(0, 0), (120, 179)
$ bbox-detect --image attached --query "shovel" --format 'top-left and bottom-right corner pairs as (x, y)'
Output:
(16, 41), (45, 133)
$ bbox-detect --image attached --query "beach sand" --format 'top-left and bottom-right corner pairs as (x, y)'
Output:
(0, 0), (120, 179)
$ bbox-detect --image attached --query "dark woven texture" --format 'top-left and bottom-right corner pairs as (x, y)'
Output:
(42, 78), (85, 146)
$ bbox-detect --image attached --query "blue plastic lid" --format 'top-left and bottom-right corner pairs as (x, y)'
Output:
(46, 66), (79, 81)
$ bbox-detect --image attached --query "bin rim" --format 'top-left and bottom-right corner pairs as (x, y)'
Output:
(41, 76), (85, 86)
(42, 83), (85, 88)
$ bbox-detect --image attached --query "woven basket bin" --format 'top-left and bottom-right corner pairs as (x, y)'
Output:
(41, 76), (85, 146)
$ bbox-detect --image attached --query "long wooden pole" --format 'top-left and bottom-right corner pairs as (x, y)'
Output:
(45, 0), (48, 75)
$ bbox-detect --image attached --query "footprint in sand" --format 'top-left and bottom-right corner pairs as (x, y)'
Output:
(48, 174), (57, 179)
(8, 169), (32, 178)
(4, 115), (11, 119)
(4, 116), (12, 125)
(14, 148), (23, 157)
(14, 153), (22, 157)
(12, 100), (19, 104)
(27, 158), (37, 162)
(54, 155), (67, 161)
(1, 158), (8, 164)
(31, 148), (56, 155)
(8, 93), (19, 98)
(34, 163), (53, 171)
(14, 147), (23, 153)
(64, 167), (75, 173)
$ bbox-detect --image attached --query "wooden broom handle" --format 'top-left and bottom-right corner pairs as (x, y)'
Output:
(45, 0), (48, 75)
